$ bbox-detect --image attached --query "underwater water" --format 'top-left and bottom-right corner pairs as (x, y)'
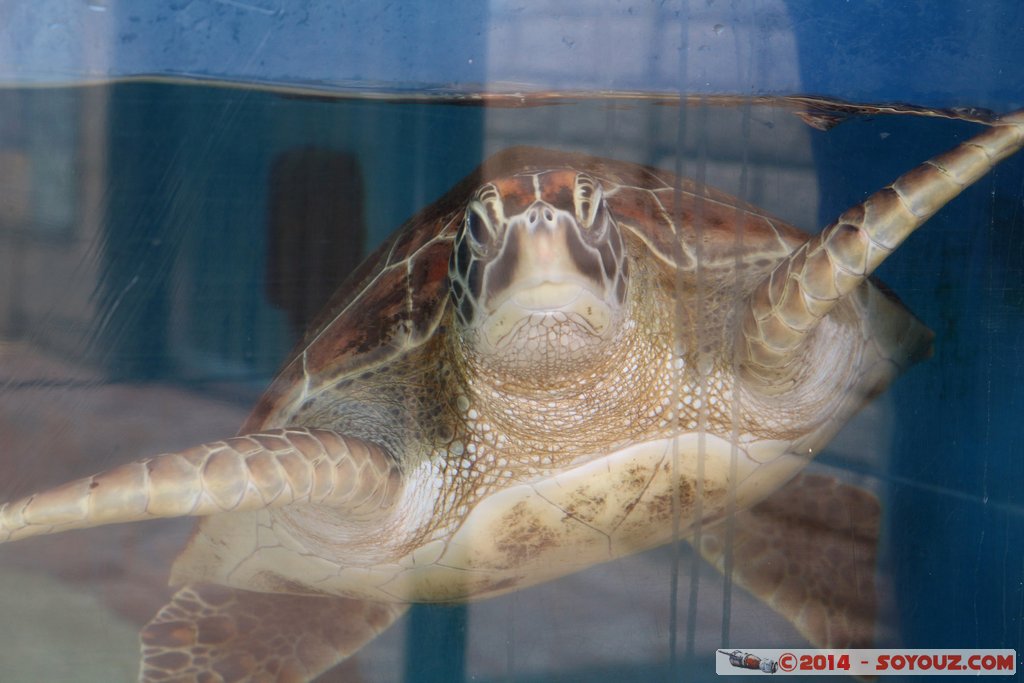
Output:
(0, 81), (1021, 682)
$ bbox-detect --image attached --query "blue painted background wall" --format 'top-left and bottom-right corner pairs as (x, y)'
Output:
(2, 1), (1022, 108)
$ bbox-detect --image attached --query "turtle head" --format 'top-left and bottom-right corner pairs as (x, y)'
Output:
(449, 169), (629, 376)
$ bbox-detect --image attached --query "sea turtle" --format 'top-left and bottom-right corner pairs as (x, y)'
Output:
(2, 110), (1023, 682)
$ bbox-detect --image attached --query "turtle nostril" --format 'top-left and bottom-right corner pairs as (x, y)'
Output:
(543, 208), (554, 222)
(528, 209), (538, 224)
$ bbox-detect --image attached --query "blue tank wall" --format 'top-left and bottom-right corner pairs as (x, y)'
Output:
(3, 1), (1022, 108)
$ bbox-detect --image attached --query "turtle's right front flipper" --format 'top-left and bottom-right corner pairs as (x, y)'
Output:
(0, 428), (402, 543)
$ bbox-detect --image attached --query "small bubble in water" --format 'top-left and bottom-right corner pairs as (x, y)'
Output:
(712, 24), (724, 35)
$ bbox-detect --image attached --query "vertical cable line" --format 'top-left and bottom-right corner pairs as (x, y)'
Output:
(683, 98), (710, 667)
(721, 99), (753, 649)
(666, 8), (690, 677)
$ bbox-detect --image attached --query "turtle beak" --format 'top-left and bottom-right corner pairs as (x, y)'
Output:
(484, 201), (607, 314)
(469, 200), (624, 355)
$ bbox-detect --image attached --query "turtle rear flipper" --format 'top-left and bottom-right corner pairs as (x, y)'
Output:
(698, 472), (880, 649)
(141, 585), (406, 682)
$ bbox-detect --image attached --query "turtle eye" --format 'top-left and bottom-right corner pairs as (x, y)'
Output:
(465, 184), (500, 251)
(466, 208), (491, 248)
(574, 173), (604, 230)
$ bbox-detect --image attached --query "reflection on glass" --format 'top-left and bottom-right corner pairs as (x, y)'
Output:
(0, 82), (1022, 683)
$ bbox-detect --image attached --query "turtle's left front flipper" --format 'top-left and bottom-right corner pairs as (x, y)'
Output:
(0, 428), (402, 543)
(698, 472), (880, 649)
(739, 110), (1024, 387)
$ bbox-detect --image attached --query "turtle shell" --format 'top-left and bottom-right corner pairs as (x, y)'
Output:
(243, 146), (858, 432)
